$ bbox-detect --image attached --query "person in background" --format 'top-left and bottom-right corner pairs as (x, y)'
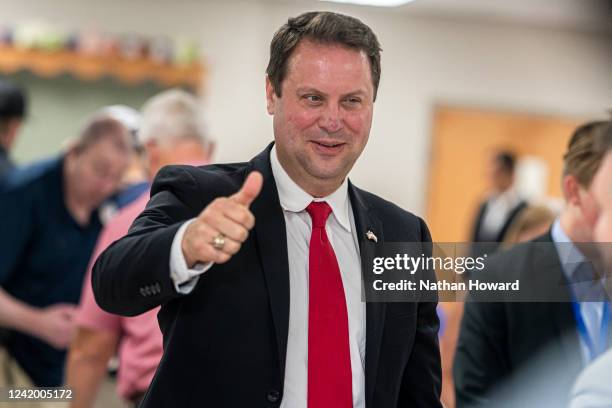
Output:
(501, 204), (557, 247)
(449, 151), (533, 403)
(95, 105), (149, 223)
(0, 80), (27, 181)
(66, 89), (213, 408)
(471, 151), (527, 254)
(0, 114), (131, 393)
(454, 121), (610, 407)
(439, 204), (556, 408)
(569, 121), (612, 408)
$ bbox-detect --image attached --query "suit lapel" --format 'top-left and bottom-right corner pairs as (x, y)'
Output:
(249, 143), (291, 382)
(349, 182), (385, 407)
(532, 233), (582, 366)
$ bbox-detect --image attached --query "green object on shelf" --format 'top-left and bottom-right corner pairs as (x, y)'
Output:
(8, 72), (164, 165)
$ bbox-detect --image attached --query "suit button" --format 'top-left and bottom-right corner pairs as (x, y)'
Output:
(266, 390), (280, 403)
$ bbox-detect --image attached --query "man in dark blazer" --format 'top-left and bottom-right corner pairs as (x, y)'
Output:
(470, 151), (526, 255)
(0, 80), (27, 182)
(454, 121), (612, 407)
(93, 11), (441, 408)
(568, 122), (612, 408)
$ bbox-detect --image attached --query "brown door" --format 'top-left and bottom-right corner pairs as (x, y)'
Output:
(426, 105), (583, 242)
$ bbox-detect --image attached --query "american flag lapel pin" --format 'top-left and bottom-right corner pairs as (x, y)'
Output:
(366, 230), (378, 243)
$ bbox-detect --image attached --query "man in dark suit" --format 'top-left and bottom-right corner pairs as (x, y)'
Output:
(470, 151), (526, 254)
(568, 122), (612, 408)
(454, 121), (612, 407)
(0, 80), (27, 182)
(93, 11), (441, 408)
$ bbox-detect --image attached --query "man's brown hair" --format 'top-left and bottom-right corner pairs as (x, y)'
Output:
(563, 121), (610, 187)
(266, 11), (382, 100)
(596, 121), (612, 153)
(71, 114), (131, 155)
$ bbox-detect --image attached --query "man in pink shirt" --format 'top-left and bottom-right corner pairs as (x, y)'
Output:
(66, 89), (213, 408)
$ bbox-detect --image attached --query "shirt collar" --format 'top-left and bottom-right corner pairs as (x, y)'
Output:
(551, 218), (587, 280)
(270, 145), (351, 232)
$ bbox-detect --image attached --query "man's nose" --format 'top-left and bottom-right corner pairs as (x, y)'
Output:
(318, 104), (344, 133)
(97, 177), (120, 198)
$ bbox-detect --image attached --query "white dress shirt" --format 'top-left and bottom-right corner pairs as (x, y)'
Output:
(480, 189), (521, 238)
(169, 146), (366, 407)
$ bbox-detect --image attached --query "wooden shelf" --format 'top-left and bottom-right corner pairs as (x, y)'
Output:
(0, 46), (204, 90)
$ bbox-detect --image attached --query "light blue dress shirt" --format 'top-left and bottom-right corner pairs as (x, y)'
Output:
(551, 219), (607, 364)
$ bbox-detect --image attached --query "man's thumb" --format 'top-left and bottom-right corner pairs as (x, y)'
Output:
(231, 171), (263, 207)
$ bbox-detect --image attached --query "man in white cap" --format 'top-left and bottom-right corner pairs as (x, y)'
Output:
(67, 89), (214, 408)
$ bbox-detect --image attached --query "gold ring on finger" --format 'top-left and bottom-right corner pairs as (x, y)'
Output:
(212, 233), (226, 250)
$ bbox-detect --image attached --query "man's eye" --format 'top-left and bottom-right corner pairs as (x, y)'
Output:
(304, 95), (322, 103)
(344, 97), (362, 106)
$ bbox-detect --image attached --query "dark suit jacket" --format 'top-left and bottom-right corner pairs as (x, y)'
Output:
(454, 232), (595, 407)
(92, 143), (442, 408)
(471, 199), (527, 250)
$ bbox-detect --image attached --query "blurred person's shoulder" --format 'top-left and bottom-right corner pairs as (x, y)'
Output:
(151, 161), (251, 204)
(0, 155), (62, 194)
(104, 191), (151, 238)
(489, 232), (551, 260)
(570, 348), (612, 408)
(481, 232), (553, 278)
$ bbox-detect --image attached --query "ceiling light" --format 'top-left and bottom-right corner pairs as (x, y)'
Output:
(317, 0), (416, 7)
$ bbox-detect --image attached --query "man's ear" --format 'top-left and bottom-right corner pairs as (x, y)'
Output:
(563, 174), (581, 206)
(265, 76), (277, 115)
(2, 119), (22, 149)
(205, 140), (216, 162)
(145, 139), (160, 170)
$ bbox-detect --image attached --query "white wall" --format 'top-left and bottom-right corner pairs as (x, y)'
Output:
(2, 0), (611, 217)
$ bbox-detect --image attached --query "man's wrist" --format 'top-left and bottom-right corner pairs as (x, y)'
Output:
(181, 225), (197, 268)
(170, 219), (213, 294)
(14, 304), (41, 336)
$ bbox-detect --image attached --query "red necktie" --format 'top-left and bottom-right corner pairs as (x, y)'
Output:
(306, 201), (353, 408)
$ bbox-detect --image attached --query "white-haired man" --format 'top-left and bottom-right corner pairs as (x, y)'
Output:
(66, 89), (213, 408)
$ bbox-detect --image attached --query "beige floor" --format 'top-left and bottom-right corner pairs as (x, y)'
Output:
(94, 376), (130, 408)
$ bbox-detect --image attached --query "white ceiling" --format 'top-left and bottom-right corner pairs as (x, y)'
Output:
(401, 0), (612, 33)
(281, 0), (612, 33)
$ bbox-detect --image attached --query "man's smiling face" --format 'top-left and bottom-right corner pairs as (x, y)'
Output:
(266, 39), (374, 196)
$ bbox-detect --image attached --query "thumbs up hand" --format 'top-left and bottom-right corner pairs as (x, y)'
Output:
(182, 171), (263, 266)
